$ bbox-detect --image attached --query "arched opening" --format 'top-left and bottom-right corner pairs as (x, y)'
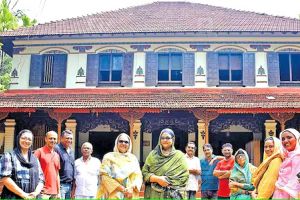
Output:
(210, 125), (253, 161)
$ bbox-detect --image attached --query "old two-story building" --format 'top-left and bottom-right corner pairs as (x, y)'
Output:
(1, 1), (300, 165)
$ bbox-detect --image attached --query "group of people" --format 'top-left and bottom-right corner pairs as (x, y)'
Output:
(0, 127), (299, 199)
(200, 128), (300, 200)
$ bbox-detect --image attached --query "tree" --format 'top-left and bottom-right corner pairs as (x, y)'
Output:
(0, 0), (36, 91)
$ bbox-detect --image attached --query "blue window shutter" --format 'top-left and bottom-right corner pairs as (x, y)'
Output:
(243, 53), (255, 86)
(267, 52), (280, 87)
(121, 53), (133, 87)
(86, 54), (99, 86)
(206, 52), (219, 87)
(29, 54), (43, 87)
(182, 53), (195, 86)
(52, 54), (67, 88)
(145, 52), (158, 86)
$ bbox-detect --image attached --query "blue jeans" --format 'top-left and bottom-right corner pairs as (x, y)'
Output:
(202, 190), (218, 199)
(60, 183), (72, 199)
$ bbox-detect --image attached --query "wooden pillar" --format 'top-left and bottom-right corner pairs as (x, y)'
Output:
(264, 120), (277, 138)
(65, 119), (77, 151)
(252, 140), (261, 166)
(269, 113), (294, 132)
(4, 119), (16, 152)
(197, 120), (206, 159)
(192, 109), (219, 154)
(47, 110), (72, 142)
(132, 120), (142, 161)
(119, 111), (144, 156)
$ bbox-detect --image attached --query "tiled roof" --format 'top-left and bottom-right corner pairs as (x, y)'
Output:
(2, 1), (300, 37)
(0, 88), (300, 110)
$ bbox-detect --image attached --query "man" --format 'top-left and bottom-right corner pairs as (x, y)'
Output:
(185, 141), (201, 199)
(55, 130), (75, 199)
(34, 131), (60, 199)
(213, 143), (234, 200)
(73, 142), (101, 199)
(200, 144), (219, 199)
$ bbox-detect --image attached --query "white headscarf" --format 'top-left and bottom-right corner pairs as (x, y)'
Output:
(113, 133), (132, 154)
(279, 128), (300, 156)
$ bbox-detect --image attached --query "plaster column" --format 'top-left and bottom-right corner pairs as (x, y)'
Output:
(195, 52), (207, 87)
(264, 120), (277, 138)
(132, 52), (146, 87)
(132, 120), (142, 161)
(197, 120), (206, 159)
(65, 119), (77, 151)
(255, 52), (268, 87)
(4, 119), (16, 152)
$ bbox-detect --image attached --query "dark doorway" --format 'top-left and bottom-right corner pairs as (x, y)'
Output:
(89, 131), (121, 160)
(210, 132), (253, 156)
(152, 127), (189, 153)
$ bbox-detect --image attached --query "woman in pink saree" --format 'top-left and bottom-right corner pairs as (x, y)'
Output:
(273, 128), (300, 199)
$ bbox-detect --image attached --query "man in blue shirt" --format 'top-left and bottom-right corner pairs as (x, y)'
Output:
(200, 144), (219, 199)
(55, 130), (75, 199)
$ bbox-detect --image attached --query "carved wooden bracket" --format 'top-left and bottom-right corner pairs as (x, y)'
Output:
(191, 109), (219, 143)
(47, 110), (72, 141)
(0, 112), (8, 121)
(192, 109), (219, 123)
(119, 110), (145, 141)
(269, 112), (295, 131)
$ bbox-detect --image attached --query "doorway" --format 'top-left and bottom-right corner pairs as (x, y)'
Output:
(89, 131), (121, 160)
(210, 131), (253, 157)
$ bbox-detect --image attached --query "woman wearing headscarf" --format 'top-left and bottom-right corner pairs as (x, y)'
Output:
(0, 129), (44, 199)
(97, 133), (142, 199)
(251, 137), (282, 199)
(142, 128), (189, 199)
(273, 128), (300, 199)
(229, 149), (256, 200)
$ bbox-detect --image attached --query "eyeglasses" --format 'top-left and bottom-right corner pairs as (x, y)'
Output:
(237, 154), (246, 159)
(20, 137), (32, 142)
(161, 137), (172, 140)
(118, 140), (129, 144)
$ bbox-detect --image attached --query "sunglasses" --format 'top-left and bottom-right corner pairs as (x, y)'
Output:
(118, 140), (129, 144)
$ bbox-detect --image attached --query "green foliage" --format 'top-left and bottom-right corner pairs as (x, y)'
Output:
(0, 55), (12, 91)
(0, 0), (37, 91)
(21, 14), (37, 27)
(0, 0), (18, 31)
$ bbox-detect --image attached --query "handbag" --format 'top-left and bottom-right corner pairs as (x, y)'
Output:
(164, 187), (183, 200)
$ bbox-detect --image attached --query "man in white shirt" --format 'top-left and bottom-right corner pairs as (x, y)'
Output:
(72, 142), (101, 199)
(185, 141), (201, 199)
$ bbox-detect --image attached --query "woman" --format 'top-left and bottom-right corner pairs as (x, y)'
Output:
(273, 128), (300, 199)
(229, 149), (256, 200)
(97, 133), (143, 199)
(142, 128), (189, 199)
(0, 129), (44, 199)
(251, 137), (282, 199)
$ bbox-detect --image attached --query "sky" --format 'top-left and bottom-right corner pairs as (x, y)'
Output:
(13, 0), (300, 23)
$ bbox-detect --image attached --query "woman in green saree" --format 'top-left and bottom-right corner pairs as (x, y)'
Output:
(229, 149), (256, 200)
(142, 128), (189, 199)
